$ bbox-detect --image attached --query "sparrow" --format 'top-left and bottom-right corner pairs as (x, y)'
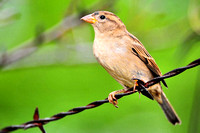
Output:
(81, 11), (181, 125)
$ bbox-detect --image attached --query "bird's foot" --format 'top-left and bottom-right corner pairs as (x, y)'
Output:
(108, 91), (118, 108)
(108, 89), (127, 108)
(132, 78), (154, 100)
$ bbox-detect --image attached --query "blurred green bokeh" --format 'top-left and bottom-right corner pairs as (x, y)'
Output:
(0, 0), (199, 133)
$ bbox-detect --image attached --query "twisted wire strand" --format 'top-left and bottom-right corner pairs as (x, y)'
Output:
(0, 58), (199, 133)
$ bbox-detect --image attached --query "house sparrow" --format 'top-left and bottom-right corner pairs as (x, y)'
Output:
(81, 11), (181, 125)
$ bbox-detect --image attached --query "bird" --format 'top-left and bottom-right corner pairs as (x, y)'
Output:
(81, 11), (181, 125)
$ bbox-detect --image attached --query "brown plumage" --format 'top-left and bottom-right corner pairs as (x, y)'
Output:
(81, 11), (181, 125)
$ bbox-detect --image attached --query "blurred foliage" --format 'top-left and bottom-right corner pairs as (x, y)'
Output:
(0, 0), (199, 133)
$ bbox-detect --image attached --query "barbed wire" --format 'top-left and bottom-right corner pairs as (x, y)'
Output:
(0, 58), (199, 133)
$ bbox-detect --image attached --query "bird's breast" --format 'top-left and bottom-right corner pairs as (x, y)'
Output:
(93, 37), (152, 88)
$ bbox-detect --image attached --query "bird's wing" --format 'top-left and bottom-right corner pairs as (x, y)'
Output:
(130, 37), (167, 87)
(131, 43), (162, 77)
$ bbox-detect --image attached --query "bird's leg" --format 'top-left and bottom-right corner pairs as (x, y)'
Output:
(132, 78), (154, 100)
(133, 79), (141, 98)
(133, 79), (139, 92)
(108, 88), (128, 108)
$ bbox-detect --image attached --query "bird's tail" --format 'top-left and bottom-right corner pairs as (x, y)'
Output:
(159, 91), (181, 125)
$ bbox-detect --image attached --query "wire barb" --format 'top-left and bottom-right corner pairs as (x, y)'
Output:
(0, 58), (199, 133)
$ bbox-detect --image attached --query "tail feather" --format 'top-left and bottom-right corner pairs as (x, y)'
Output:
(159, 92), (181, 125)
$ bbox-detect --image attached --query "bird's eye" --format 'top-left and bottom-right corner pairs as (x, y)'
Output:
(100, 15), (106, 20)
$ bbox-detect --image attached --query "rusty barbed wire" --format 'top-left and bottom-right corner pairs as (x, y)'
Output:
(0, 58), (199, 133)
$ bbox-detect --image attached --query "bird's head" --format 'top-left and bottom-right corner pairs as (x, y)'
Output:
(81, 11), (126, 35)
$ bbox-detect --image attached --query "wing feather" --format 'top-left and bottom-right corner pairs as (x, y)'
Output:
(129, 35), (168, 87)
(131, 44), (162, 77)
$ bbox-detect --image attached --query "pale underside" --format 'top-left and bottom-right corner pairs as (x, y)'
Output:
(93, 34), (154, 87)
(93, 33), (163, 103)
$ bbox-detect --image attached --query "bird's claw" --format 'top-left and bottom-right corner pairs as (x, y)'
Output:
(108, 91), (119, 108)
(132, 78), (154, 100)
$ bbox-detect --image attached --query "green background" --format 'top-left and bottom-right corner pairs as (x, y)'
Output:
(0, 0), (200, 133)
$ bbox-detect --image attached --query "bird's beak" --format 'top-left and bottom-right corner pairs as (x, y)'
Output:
(81, 14), (97, 24)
